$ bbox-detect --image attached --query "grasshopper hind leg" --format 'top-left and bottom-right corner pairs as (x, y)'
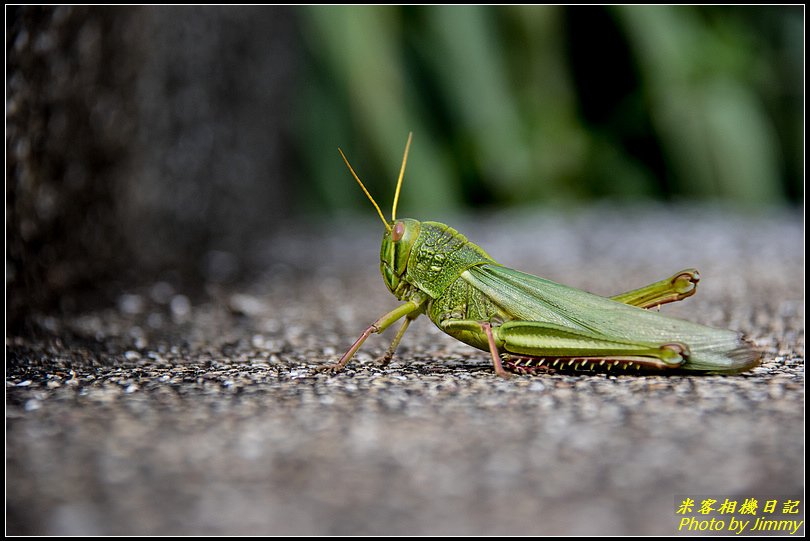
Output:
(503, 352), (685, 375)
(611, 269), (700, 309)
(441, 319), (689, 378)
(498, 270), (702, 375)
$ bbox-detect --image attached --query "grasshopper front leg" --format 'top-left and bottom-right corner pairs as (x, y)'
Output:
(611, 268), (700, 309)
(318, 300), (425, 374)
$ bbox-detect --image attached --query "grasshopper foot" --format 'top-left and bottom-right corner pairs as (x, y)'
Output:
(312, 362), (344, 375)
(494, 366), (513, 379)
(374, 353), (394, 367)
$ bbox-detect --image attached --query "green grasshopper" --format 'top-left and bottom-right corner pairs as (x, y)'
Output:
(320, 133), (760, 378)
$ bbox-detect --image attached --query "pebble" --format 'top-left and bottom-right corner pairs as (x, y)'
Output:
(24, 399), (40, 411)
(170, 295), (191, 318)
(150, 281), (175, 304)
(118, 294), (144, 315)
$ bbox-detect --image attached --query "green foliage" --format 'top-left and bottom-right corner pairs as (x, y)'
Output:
(297, 6), (801, 214)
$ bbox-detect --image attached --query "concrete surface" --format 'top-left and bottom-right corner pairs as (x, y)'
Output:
(6, 206), (804, 534)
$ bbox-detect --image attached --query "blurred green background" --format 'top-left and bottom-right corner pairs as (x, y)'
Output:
(6, 5), (803, 322)
(298, 5), (802, 215)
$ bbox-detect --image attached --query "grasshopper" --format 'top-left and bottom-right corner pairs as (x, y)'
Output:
(320, 133), (760, 378)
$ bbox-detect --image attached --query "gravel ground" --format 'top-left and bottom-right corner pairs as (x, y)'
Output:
(6, 206), (804, 535)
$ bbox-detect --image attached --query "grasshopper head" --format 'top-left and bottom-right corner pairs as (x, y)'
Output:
(380, 218), (421, 294)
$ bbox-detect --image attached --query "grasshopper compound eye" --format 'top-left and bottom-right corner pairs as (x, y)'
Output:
(391, 221), (405, 242)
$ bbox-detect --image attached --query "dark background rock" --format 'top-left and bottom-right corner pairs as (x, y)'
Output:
(7, 6), (298, 327)
(7, 6), (141, 322)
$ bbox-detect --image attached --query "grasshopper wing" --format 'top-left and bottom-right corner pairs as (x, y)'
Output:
(463, 265), (760, 373)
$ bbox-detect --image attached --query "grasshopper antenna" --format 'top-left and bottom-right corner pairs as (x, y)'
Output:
(338, 147), (391, 232)
(391, 131), (413, 222)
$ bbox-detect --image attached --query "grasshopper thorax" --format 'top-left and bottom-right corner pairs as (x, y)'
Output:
(380, 218), (421, 295)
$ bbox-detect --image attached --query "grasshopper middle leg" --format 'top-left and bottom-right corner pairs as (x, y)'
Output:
(376, 314), (418, 367)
